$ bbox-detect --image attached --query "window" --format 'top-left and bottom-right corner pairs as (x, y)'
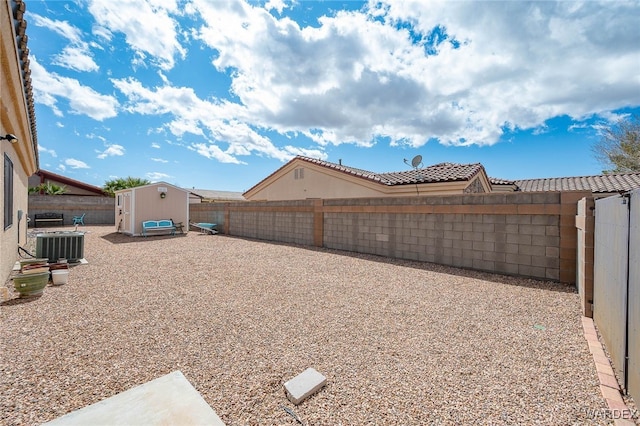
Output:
(117, 194), (122, 207)
(294, 168), (304, 180)
(4, 154), (13, 230)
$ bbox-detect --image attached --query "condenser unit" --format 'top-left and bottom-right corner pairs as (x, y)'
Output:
(36, 231), (85, 263)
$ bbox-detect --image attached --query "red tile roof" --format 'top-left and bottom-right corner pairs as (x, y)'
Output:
(515, 173), (640, 193)
(296, 157), (485, 186)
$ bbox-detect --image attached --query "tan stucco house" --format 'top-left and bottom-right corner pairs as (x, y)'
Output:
(244, 156), (494, 201)
(1, 0), (38, 286)
(244, 156), (640, 201)
(115, 182), (189, 236)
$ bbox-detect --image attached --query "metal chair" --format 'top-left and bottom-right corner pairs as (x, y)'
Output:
(72, 213), (85, 225)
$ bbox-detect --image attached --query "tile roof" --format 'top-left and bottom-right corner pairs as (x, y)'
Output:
(378, 162), (485, 185)
(295, 157), (484, 186)
(489, 177), (516, 185)
(11, 0), (38, 165)
(515, 173), (640, 193)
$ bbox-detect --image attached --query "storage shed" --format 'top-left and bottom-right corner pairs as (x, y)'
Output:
(115, 182), (190, 236)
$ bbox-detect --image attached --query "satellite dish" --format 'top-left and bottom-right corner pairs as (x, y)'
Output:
(404, 155), (423, 169)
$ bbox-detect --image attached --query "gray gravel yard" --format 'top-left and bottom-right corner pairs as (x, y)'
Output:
(2, 226), (609, 425)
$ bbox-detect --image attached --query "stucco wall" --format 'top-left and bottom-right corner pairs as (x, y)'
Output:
(1, 0), (38, 287)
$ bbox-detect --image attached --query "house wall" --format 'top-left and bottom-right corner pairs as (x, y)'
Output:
(1, 0), (38, 288)
(245, 161), (470, 201)
(190, 191), (587, 283)
(28, 195), (115, 226)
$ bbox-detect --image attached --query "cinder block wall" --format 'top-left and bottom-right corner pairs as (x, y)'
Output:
(28, 195), (115, 226)
(229, 201), (315, 246)
(190, 191), (587, 283)
(189, 203), (225, 228)
(576, 197), (595, 317)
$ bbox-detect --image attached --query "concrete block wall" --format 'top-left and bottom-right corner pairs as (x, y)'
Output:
(189, 203), (225, 228)
(28, 195), (115, 225)
(191, 191), (588, 283)
(576, 197), (595, 317)
(323, 193), (572, 281)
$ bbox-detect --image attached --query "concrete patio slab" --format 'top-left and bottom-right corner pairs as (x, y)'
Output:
(43, 371), (225, 426)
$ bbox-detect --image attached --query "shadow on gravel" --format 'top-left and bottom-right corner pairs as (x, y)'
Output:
(1, 293), (42, 306)
(100, 232), (187, 244)
(230, 235), (577, 294)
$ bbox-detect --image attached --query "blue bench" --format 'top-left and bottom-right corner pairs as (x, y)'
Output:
(142, 220), (176, 237)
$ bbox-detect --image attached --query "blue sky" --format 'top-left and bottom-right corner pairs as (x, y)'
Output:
(26, 0), (640, 192)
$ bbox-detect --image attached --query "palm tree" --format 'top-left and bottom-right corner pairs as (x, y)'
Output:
(103, 177), (151, 196)
(29, 182), (67, 195)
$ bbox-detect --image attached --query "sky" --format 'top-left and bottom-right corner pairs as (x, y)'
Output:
(25, 0), (640, 193)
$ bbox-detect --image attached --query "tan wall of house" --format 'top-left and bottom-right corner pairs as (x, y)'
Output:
(246, 162), (470, 200)
(1, 0), (38, 288)
(1, 151), (29, 287)
(117, 184), (189, 236)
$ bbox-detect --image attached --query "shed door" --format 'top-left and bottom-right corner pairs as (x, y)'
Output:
(123, 193), (132, 234)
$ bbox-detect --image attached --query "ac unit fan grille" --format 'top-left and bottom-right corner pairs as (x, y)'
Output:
(36, 232), (85, 262)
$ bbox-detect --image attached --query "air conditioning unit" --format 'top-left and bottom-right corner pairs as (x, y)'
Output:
(36, 231), (85, 263)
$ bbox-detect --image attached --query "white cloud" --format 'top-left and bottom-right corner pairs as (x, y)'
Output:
(151, 157), (168, 163)
(38, 145), (57, 157)
(30, 56), (118, 121)
(65, 158), (90, 169)
(29, 13), (99, 72)
(146, 172), (171, 181)
(97, 144), (125, 159)
(87, 0), (186, 70)
(265, 0), (289, 14)
(112, 77), (294, 162)
(186, 0), (640, 148)
(53, 46), (99, 72)
(190, 143), (243, 164)
(151, 142), (161, 149)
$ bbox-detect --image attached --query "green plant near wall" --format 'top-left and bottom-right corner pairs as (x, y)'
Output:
(29, 182), (67, 195)
(103, 176), (151, 196)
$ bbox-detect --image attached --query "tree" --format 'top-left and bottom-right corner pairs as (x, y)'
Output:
(29, 182), (67, 195)
(103, 177), (151, 196)
(593, 115), (640, 173)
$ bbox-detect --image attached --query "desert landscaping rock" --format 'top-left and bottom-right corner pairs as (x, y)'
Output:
(0, 226), (619, 425)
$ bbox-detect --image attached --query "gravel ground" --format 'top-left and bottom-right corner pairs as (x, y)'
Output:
(1, 226), (612, 425)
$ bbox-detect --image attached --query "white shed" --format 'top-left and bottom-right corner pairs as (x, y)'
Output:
(115, 182), (190, 236)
